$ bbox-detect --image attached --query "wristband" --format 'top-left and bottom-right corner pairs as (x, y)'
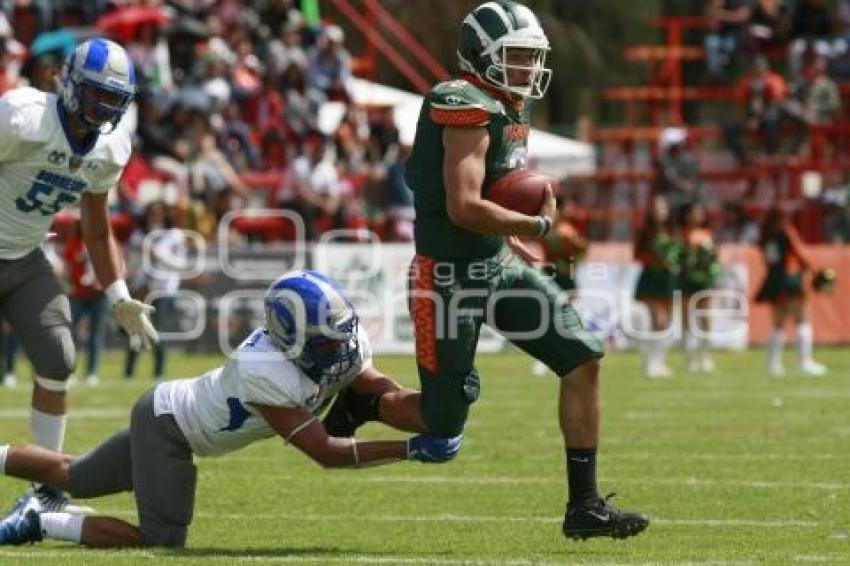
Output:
(536, 215), (552, 237)
(104, 279), (131, 306)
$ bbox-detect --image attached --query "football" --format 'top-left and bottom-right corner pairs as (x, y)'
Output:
(484, 169), (557, 216)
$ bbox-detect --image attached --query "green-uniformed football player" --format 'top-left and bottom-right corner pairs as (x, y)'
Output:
(404, 0), (648, 541)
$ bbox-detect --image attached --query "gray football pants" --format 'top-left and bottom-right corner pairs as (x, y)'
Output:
(68, 388), (197, 547)
(0, 248), (75, 380)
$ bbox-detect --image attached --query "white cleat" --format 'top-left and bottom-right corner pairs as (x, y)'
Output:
(84, 374), (100, 386)
(646, 363), (673, 379)
(800, 360), (827, 377)
(699, 355), (715, 373)
(1, 373), (16, 389)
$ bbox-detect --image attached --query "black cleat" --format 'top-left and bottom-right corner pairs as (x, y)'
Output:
(563, 493), (649, 540)
(322, 388), (380, 437)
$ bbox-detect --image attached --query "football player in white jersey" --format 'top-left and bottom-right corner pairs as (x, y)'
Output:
(0, 271), (460, 548)
(0, 38), (158, 511)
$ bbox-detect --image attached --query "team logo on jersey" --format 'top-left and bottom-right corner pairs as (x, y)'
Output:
(503, 123), (530, 141)
(47, 151), (66, 165)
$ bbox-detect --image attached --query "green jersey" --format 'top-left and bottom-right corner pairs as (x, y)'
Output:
(406, 77), (532, 260)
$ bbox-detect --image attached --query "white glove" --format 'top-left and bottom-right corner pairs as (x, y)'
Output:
(114, 298), (158, 350)
(105, 280), (158, 351)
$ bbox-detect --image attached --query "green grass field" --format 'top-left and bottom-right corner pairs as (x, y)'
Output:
(1, 348), (849, 565)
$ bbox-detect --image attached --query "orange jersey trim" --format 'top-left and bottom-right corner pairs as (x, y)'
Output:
(430, 107), (490, 127)
(409, 255), (439, 374)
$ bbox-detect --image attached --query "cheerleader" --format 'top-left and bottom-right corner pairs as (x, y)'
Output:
(755, 206), (827, 376)
(635, 196), (680, 378)
(679, 202), (720, 373)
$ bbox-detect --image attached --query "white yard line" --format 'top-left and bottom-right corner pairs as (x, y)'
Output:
(0, 551), (758, 566)
(94, 509), (816, 529)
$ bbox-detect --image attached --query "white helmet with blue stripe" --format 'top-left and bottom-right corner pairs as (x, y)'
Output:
(264, 270), (360, 386)
(59, 37), (136, 132)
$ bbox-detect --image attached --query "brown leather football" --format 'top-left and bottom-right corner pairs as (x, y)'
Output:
(484, 169), (557, 216)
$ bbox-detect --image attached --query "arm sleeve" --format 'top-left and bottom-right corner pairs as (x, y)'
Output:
(428, 83), (495, 128)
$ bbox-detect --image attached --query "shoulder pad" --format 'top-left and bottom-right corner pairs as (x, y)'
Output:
(428, 80), (503, 127)
(0, 88), (51, 142)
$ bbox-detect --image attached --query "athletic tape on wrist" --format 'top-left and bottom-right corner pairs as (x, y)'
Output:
(104, 279), (131, 306)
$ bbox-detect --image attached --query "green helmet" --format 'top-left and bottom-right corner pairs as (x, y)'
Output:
(457, 1), (552, 99)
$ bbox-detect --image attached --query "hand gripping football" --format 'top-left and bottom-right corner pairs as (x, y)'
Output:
(485, 169), (557, 216)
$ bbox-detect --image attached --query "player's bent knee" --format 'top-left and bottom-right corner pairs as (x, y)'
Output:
(31, 329), (75, 379)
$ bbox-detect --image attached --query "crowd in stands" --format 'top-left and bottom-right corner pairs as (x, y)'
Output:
(645, 0), (850, 245)
(0, 0), (414, 247)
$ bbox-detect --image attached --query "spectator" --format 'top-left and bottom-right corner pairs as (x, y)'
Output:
(821, 171), (850, 242)
(268, 12), (307, 77)
(280, 57), (323, 140)
(784, 55), (841, 153)
(722, 55), (786, 164)
(20, 51), (62, 93)
(0, 12), (25, 94)
(748, 0), (789, 52)
(307, 24), (351, 100)
(124, 201), (188, 380)
(187, 114), (252, 219)
(654, 127), (701, 215)
(289, 133), (344, 239)
(127, 22), (174, 93)
(381, 144), (415, 242)
(787, 0), (834, 79)
(64, 221), (108, 387)
(704, 0), (754, 81)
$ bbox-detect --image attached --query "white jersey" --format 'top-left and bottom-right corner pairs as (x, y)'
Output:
(153, 327), (373, 457)
(0, 88), (131, 259)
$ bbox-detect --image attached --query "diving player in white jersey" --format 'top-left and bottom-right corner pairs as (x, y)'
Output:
(0, 271), (461, 548)
(0, 38), (158, 511)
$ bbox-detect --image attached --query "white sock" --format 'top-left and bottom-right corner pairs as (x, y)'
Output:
(39, 512), (84, 543)
(30, 409), (67, 453)
(767, 329), (785, 368)
(0, 444), (8, 474)
(684, 330), (697, 358)
(656, 337), (669, 367)
(796, 323), (814, 364)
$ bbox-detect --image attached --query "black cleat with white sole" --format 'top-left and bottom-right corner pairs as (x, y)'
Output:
(563, 493), (649, 540)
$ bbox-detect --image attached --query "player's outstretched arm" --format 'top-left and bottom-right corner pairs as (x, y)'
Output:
(254, 404), (461, 468)
(346, 367), (426, 434)
(80, 192), (158, 349)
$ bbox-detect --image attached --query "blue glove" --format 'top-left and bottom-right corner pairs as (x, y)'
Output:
(407, 434), (463, 463)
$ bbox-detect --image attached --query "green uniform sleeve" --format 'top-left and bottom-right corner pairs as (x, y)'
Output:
(428, 80), (503, 128)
